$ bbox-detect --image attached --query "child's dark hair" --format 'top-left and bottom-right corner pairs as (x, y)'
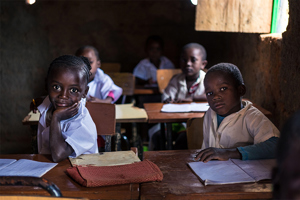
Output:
(75, 45), (100, 61)
(276, 111), (300, 166)
(182, 43), (207, 61)
(146, 35), (164, 50)
(205, 63), (244, 88)
(48, 55), (92, 84)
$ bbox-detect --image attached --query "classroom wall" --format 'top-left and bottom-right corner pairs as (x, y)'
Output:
(0, 0), (299, 153)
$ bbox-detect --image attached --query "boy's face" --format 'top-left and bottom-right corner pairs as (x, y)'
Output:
(204, 71), (245, 117)
(47, 67), (88, 110)
(78, 48), (100, 82)
(180, 48), (207, 79)
(146, 41), (162, 63)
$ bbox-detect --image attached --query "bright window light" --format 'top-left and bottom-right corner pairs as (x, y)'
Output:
(26, 0), (36, 5)
(191, 0), (197, 6)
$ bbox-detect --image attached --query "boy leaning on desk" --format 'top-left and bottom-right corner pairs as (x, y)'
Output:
(194, 63), (280, 162)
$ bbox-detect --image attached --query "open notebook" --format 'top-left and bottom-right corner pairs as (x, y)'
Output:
(188, 159), (276, 185)
(0, 159), (57, 177)
(161, 103), (209, 113)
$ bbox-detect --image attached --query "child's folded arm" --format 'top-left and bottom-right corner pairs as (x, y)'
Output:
(237, 136), (278, 160)
(162, 75), (179, 102)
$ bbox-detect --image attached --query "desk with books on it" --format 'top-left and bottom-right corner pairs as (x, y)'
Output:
(140, 150), (273, 200)
(0, 154), (139, 200)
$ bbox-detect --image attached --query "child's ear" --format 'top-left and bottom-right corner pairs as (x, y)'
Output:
(83, 86), (89, 98)
(201, 60), (208, 70)
(238, 84), (246, 96)
(97, 60), (101, 68)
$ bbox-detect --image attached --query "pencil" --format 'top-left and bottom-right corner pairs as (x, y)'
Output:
(32, 99), (36, 106)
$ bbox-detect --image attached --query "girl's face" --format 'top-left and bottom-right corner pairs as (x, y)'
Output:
(47, 67), (88, 110)
(79, 48), (100, 82)
(204, 71), (245, 117)
(180, 48), (207, 79)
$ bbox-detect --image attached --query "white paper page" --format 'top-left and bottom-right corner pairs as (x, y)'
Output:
(231, 159), (276, 182)
(188, 160), (254, 185)
(0, 159), (57, 177)
(0, 159), (17, 170)
(161, 103), (209, 113)
(28, 110), (40, 121)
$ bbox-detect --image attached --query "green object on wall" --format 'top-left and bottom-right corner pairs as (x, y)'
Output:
(271, 0), (280, 33)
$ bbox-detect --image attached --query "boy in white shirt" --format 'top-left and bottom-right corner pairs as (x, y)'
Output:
(195, 63), (279, 162)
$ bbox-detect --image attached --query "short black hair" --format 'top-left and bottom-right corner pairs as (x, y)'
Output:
(47, 55), (92, 84)
(205, 63), (244, 88)
(75, 45), (100, 61)
(182, 43), (207, 61)
(146, 35), (164, 50)
(276, 111), (300, 166)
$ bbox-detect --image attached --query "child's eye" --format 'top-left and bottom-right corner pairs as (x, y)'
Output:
(220, 87), (227, 91)
(206, 91), (213, 96)
(70, 88), (79, 93)
(191, 57), (198, 63)
(89, 60), (93, 64)
(53, 85), (61, 91)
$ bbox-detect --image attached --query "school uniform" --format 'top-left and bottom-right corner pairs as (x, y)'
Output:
(88, 68), (122, 103)
(37, 97), (98, 158)
(133, 56), (175, 81)
(162, 70), (206, 102)
(202, 100), (280, 159)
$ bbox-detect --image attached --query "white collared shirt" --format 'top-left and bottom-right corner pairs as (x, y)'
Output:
(88, 68), (123, 103)
(202, 100), (280, 149)
(37, 96), (98, 157)
(162, 70), (206, 101)
(133, 56), (175, 81)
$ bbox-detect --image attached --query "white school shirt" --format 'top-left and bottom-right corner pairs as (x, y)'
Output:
(162, 70), (206, 102)
(37, 96), (99, 158)
(87, 68), (123, 103)
(133, 56), (175, 81)
(202, 100), (280, 149)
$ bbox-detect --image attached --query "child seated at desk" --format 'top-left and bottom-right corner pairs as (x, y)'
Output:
(133, 35), (175, 86)
(75, 45), (122, 104)
(163, 43), (207, 103)
(195, 63), (280, 162)
(273, 111), (300, 199)
(37, 55), (98, 162)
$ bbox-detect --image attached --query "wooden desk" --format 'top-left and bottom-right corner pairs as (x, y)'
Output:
(144, 103), (205, 150)
(133, 85), (160, 95)
(140, 150), (272, 200)
(0, 154), (139, 200)
(22, 104), (148, 125)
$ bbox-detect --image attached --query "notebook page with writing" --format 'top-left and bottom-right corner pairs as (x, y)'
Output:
(0, 159), (17, 170)
(0, 159), (57, 177)
(161, 103), (209, 113)
(188, 160), (254, 185)
(231, 159), (276, 182)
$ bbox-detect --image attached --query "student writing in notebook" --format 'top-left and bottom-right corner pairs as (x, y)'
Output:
(195, 63), (280, 162)
(133, 35), (175, 86)
(273, 111), (300, 199)
(75, 45), (122, 104)
(163, 43), (207, 103)
(37, 55), (98, 162)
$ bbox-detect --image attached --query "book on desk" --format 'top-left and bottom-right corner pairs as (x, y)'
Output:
(188, 159), (276, 186)
(0, 159), (57, 177)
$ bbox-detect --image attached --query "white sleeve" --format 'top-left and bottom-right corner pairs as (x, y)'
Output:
(133, 60), (150, 80)
(162, 75), (179, 101)
(100, 74), (123, 103)
(245, 108), (280, 144)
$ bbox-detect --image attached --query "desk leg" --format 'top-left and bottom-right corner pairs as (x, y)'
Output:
(115, 123), (122, 151)
(159, 123), (166, 150)
(166, 123), (173, 150)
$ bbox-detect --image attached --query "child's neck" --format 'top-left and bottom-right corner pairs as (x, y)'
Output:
(150, 58), (161, 68)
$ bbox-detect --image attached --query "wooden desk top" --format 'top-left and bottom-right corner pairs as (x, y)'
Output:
(144, 100), (272, 124)
(144, 103), (205, 123)
(141, 150), (272, 200)
(22, 104), (148, 125)
(0, 154), (139, 200)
